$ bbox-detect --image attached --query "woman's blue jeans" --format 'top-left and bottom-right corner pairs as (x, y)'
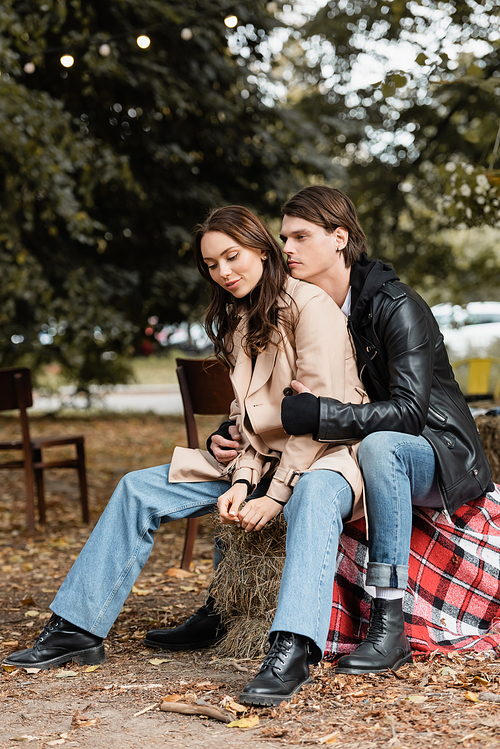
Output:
(358, 431), (439, 590)
(50, 465), (352, 660)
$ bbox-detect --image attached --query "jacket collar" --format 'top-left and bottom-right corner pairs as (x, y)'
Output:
(349, 253), (399, 327)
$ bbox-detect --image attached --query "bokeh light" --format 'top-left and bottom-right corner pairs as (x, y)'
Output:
(136, 35), (151, 49)
(224, 15), (238, 28)
(60, 54), (74, 68)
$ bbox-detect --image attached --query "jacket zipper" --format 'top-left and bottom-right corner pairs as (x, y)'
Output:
(428, 405), (447, 423)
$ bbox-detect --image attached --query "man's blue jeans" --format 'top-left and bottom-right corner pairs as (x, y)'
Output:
(50, 465), (352, 661)
(359, 431), (439, 590)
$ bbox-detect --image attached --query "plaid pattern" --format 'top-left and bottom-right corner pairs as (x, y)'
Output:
(325, 484), (500, 658)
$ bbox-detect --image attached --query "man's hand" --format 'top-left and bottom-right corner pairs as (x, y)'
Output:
(291, 380), (313, 395)
(210, 424), (241, 463)
(237, 496), (283, 532)
(217, 482), (248, 524)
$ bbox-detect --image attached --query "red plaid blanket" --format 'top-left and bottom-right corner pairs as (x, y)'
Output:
(325, 484), (500, 658)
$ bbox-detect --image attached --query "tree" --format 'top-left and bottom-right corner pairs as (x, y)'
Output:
(289, 0), (500, 302)
(0, 0), (335, 389)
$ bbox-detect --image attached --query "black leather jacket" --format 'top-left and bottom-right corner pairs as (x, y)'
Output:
(316, 254), (493, 517)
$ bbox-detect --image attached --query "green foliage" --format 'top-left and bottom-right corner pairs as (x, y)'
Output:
(0, 0), (330, 387)
(293, 0), (500, 301)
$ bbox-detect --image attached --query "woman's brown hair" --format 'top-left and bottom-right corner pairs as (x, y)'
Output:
(193, 206), (293, 369)
(282, 185), (368, 267)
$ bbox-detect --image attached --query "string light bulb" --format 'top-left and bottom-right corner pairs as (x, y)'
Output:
(224, 15), (238, 28)
(60, 54), (74, 68)
(136, 35), (151, 49)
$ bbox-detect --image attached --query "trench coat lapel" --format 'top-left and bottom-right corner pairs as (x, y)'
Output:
(246, 342), (278, 398)
(230, 318), (279, 402)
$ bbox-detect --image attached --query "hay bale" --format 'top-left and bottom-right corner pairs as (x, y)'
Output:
(476, 415), (500, 483)
(210, 512), (287, 659)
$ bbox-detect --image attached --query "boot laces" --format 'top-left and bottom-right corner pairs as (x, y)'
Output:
(364, 605), (386, 645)
(37, 613), (62, 644)
(260, 633), (294, 673)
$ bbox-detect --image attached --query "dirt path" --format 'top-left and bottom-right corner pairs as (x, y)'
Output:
(1, 414), (500, 748)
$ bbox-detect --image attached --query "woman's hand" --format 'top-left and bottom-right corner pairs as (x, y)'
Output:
(217, 482), (248, 524)
(237, 496), (283, 532)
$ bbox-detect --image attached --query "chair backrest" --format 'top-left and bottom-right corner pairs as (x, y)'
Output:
(0, 368), (33, 412)
(176, 358), (233, 449)
(452, 357), (500, 402)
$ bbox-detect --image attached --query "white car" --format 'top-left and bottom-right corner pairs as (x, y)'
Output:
(431, 301), (500, 360)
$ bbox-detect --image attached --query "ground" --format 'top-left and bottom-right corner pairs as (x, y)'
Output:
(1, 412), (500, 749)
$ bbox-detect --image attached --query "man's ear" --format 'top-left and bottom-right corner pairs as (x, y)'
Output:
(335, 227), (349, 250)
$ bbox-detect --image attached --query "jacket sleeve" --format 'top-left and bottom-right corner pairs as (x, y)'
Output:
(317, 295), (435, 443)
(267, 292), (355, 504)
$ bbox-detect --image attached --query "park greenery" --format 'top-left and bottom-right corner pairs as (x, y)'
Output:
(1, 0), (499, 390)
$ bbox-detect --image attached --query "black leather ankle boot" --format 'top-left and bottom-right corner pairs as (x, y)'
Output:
(3, 614), (105, 670)
(239, 631), (311, 706)
(144, 597), (225, 651)
(335, 598), (412, 675)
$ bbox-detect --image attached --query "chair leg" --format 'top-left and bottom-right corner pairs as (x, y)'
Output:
(76, 440), (89, 524)
(33, 448), (46, 525)
(181, 518), (198, 571)
(23, 455), (36, 533)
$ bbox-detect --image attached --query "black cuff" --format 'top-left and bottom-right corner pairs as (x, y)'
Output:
(233, 478), (251, 496)
(206, 420), (234, 457)
(281, 392), (320, 436)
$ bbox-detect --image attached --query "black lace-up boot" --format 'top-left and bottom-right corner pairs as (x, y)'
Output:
(239, 631), (311, 706)
(3, 614), (105, 670)
(335, 598), (412, 675)
(144, 597), (225, 650)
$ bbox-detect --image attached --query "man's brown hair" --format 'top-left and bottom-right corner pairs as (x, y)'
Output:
(282, 185), (368, 268)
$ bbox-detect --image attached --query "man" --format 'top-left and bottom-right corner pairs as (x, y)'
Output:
(5, 187), (492, 706)
(146, 185), (493, 681)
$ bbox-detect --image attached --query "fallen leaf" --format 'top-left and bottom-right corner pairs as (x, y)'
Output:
(227, 715), (260, 729)
(85, 665), (101, 673)
(166, 567), (194, 579)
(465, 691), (481, 703)
(131, 586), (150, 596)
(406, 695), (427, 703)
(3, 665), (18, 673)
(180, 585), (196, 592)
(55, 670), (79, 679)
(221, 699), (247, 714)
(24, 610), (39, 618)
(46, 740), (65, 746)
(318, 731), (340, 744)
(438, 667), (456, 676)
(21, 597), (36, 606)
(162, 694), (183, 703)
(473, 676), (489, 685)
(2, 640), (19, 647)
(149, 658), (172, 666)
(9, 738), (38, 743)
(24, 668), (41, 674)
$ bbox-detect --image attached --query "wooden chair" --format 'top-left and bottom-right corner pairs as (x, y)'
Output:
(0, 367), (89, 532)
(452, 357), (500, 402)
(176, 358), (233, 570)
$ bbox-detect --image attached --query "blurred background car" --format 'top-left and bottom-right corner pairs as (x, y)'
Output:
(431, 302), (500, 360)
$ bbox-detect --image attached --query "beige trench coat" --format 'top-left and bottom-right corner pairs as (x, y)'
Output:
(169, 277), (368, 521)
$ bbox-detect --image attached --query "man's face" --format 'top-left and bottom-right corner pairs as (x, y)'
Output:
(280, 215), (346, 285)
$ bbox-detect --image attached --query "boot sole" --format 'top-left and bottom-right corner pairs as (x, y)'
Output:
(143, 636), (222, 651)
(238, 676), (312, 707)
(3, 644), (106, 671)
(335, 651), (413, 675)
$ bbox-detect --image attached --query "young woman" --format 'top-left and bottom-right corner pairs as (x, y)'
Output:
(5, 206), (366, 705)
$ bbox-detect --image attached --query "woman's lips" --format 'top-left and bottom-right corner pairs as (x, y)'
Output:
(225, 278), (240, 289)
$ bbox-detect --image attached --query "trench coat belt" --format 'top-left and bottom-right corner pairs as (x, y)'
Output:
(272, 467), (302, 488)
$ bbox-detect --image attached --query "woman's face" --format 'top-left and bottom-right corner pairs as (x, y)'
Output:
(201, 231), (266, 299)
